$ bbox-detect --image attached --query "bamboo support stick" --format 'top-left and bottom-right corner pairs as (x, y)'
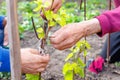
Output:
(6, 0), (21, 80)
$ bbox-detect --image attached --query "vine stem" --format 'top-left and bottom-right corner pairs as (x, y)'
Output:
(31, 17), (42, 80)
(79, 0), (83, 10)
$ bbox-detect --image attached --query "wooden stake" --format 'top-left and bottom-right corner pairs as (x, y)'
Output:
(84, 0), (86, 80)
(6, 0), (21, 80)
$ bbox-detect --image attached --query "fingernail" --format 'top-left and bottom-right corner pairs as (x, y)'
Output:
(50, 35), (55, 38)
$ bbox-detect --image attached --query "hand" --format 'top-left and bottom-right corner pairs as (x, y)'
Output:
(45, 0), (62, 13)
(21, 48), (50, 74)
(50, 23), (84, 50)
(50, 18), (101, 50)
(2, 17), (8, 46)
(41, 0), (62, 18)
(3, 25), (9, 46)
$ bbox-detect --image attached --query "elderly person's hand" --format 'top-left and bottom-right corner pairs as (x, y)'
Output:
(45, 0), (62, 13)
(41, 0), (62, 18)
(21, 48), (50, 74)
(2, 17), (9, 46)
(50, 18), (101, 50)
(3, 25), (8, 46)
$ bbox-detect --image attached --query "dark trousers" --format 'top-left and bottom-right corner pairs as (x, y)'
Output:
(100, 32), (120, 63)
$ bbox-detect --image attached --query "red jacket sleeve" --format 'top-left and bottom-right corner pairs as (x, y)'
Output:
(96, 0), (120, 36)
(96, 6), (120, 36)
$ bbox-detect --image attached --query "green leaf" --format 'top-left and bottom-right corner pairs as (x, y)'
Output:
(63, 63), (73, 75)
(74, 66), (84, 78)
(83, 50), (87, 57)
(48, 20), (56, 27)
(64, 71), (73, 80)
(45, 10), (54, 21)
(36, 28), (45, 38)
(26, 74), (39, 80)
(34, 6), (42, 12)
(33, 0), (42, 12)
(65, 53), (73, 61)
(57, 18), (66, 26)
(77, 58), (85, 67)
(36, 27), (43, 33)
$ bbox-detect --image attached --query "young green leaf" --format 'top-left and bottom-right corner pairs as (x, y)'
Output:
(63, 63), (73, 75)
(64, 71), (73, 80)
(26, 74), (39, 80)
(65, 53), (74, 61)
(36, 27), (45, 38)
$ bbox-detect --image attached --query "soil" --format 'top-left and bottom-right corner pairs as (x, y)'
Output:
(20, 27), (120, 80)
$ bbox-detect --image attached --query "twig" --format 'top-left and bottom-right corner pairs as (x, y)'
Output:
(83, 0), (87, 79)
(107, 0), (112, 67)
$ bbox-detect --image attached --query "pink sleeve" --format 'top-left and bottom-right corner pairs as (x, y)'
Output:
(114, 0), (120, 7)
(96, 6), (120, 37)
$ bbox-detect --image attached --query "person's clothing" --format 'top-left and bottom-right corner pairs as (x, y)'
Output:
(89, 0), (120, 74)
(88, 56), (104, 74)
(0, 16), (10, 72)
(0, 16), (4, 46)
(100, 32), (120, 63)
(0, 47), (10, 72)
(96, 0), (120, 36)
(88, 30), (120, 74)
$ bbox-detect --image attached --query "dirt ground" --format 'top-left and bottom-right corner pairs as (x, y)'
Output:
(21, 28), (120, 80)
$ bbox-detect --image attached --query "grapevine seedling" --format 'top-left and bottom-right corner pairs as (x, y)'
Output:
(26, 0), (69, 80)
(63, 40), (90, 80)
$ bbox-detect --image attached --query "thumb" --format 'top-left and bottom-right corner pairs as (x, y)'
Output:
(3, 37), (8, 46)
(50, 30), (66, 44)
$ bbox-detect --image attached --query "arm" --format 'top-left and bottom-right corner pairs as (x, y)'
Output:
(114, 0), (120, 7)
(96, 6), (120, 36)
(0, 47), (50, 73)
(0, 47), (10, 72)
(50, 18), (101, 50)
(0, 16), (6, 29)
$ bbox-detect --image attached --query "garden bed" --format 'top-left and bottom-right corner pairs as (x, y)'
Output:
(20, 28), (120, 80)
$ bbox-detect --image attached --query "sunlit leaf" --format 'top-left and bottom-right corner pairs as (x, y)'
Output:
(83, 50), (87, 57)
(64, 71), (73, 80)
(26, 74), (39, 80)
(77, 58), (85, 67)
(63, 63), (73, 75)
(65, 53), (74, 61)
(48, 20), (56, 27)
(36, 28), (45, 38)
(45, 10), (54, 21)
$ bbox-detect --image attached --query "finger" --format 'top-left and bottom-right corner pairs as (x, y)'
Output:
(29, 48), (40, 55)
(53, 3), (62, 13)
(3, 38), (8, 46)
(50, 29), (67, 44)
(37, 68), (45, 72)
(51, 0), (58, 10)
(39, 54), (50, 63)
(52, 38), (76, 50)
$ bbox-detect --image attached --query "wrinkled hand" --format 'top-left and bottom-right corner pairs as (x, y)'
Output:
(46, 0), (62, 13)
(50, 19), (101, 50)
(3, 25), (9, 46)
(50, 23), (85, 50)
(21, 48), (50, 74)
